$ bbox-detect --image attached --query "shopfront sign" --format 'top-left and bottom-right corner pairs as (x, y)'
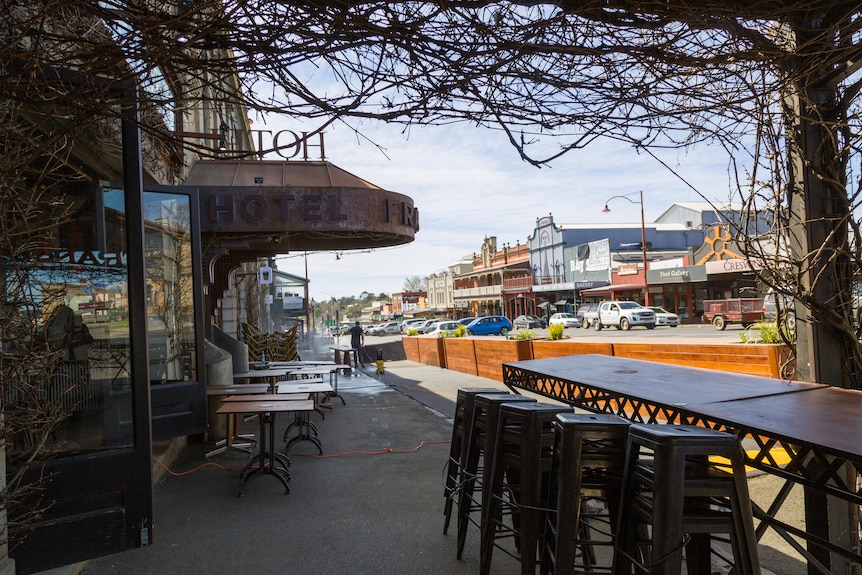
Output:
(704, 258), (765, 275)
(574, 281), (609, 290)
(647, 265), (707, 284)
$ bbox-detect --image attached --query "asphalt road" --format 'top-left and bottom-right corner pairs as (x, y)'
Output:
(358, 322), (756, 346)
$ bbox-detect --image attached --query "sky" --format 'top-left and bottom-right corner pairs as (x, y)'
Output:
(266, 117), (740, 303)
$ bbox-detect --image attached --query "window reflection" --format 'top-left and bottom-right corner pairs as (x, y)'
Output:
(143, 192), (196, 384)
(3, 185), (134, 462)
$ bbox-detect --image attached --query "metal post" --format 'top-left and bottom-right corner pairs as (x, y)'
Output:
(639, 190), (650, 306)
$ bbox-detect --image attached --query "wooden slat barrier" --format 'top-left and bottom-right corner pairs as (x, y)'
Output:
(611, 343), (790, 379)
(531, 340), (614, 360)
(402, 337), (794, 380)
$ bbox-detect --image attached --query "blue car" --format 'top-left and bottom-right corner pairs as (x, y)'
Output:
(464, 315), (514, 336)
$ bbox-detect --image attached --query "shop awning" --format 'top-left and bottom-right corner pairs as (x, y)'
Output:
(579, 283), (645, 295)
(537, 301), (550, 308)
(187, 159), (418, 251)
(184, 159), (420, 300)
(554, 299), (569, 305)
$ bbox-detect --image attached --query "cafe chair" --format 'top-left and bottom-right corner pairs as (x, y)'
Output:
(612, 424), (760, 575)
(479, 401), (572, 575)
(540, 412), (630, 575)
(444, 387), (510, 535)
(456, 392), (537, 560)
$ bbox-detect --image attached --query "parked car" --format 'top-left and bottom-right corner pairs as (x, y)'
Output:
(595, 301), (656, 330)
(576, 303), (600, 328)
(464, 316), (513, 336)
(513, 314), (546, 329)
(416, 319), (447, 334)
(425, 320), (461, 335)
(647, 306), (680, 327)
(369, 320), (401, 336)
(548, 312), (581, 328)
(457, 317), (477, 326)
(400, 318), (427, 333)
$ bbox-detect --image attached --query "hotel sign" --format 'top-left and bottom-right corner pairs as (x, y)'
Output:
(198, 186), (419, 250)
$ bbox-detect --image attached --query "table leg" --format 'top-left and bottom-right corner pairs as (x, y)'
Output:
(284, 410), (323, 455)
(238, 412), (291, 496)
(206, 413), (255, 459)
(329, 370), (346, 406)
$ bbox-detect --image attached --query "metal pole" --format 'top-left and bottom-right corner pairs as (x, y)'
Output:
(640, 190), (650, 306)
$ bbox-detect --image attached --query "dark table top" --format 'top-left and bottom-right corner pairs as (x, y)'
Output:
(505, 354), (862, 461)
(505, 354), (824, 409)
(694, 386), (862, 461)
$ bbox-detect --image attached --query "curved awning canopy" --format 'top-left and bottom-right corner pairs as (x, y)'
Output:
(184, 159), (419, 298)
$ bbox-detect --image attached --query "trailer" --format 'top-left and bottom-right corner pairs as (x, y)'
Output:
(702, 298), (764, 330)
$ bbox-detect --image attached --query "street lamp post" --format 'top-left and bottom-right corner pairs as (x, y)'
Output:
(602, 190), (650, 306)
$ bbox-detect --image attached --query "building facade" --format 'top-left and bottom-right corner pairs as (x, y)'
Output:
(453, 237), (530, 319)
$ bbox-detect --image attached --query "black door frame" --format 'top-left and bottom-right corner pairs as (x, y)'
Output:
(9, 81), (154, 574)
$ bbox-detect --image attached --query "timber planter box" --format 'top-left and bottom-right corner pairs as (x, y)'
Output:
(611, 342), (795, 379)
(402, 336), (420, 362)
(403, 336), (796, 381)
(442, 338), (478, 376)
(531, 340), (614, 360)
(417, 336), (447, 368)
(474, 338), (533, 382)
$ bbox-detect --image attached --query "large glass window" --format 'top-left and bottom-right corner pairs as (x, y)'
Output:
(3, 185), (134, 462)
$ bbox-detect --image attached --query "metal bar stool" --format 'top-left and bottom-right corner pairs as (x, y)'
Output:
(479, 401), (572, 575)
(612, 424), (760, 575)
(444, 387), (510, 535)
(456, 392), (537, 560)
(541, 413), (630, 575)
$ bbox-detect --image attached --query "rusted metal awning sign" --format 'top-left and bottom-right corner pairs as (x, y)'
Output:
(186, 159), (419, 252)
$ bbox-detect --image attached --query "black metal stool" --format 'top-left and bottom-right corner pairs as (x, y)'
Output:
(541, 413), (630, 575)
(444, 387), (509, 534)
(456, 392), (537, 560)
(612, 424), (760, 575)
(479, 401), (572, 575)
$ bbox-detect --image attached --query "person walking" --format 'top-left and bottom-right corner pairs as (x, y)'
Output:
(347, 320), (365, 367)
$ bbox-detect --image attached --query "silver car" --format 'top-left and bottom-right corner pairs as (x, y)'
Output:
(548, 312), (581, 328)
(647, 307), (680, 327)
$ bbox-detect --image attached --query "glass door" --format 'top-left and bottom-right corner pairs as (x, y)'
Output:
(143, 185), (207, 441)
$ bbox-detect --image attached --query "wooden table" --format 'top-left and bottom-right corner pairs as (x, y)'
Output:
(330, 344), (361, 368)
(205, 384), (272, 458)
(216, 399), (313, 496)
(503, 354), (862, 574)
(206, 384), (270, 396)
(286, 365), (345, 405)
(233, 368), (292, 392)
(277, 381), (334, 454)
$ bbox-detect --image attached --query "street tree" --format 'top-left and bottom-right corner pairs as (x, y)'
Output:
(402, 275), (426, 293)
(4, 2), (862, 569)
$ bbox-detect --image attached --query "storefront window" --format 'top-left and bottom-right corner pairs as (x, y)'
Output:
(3, 185), (135, 461)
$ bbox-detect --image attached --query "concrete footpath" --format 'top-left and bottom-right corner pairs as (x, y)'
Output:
(67, 356), (806, 575)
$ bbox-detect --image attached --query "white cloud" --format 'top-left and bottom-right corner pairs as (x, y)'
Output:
(269, 117), (737, 299)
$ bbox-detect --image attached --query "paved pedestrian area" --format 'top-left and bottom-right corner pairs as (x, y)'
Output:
(62, 355), (805, 575)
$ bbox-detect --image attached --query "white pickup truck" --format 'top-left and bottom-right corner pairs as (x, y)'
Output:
(595, 301), (656, 330)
